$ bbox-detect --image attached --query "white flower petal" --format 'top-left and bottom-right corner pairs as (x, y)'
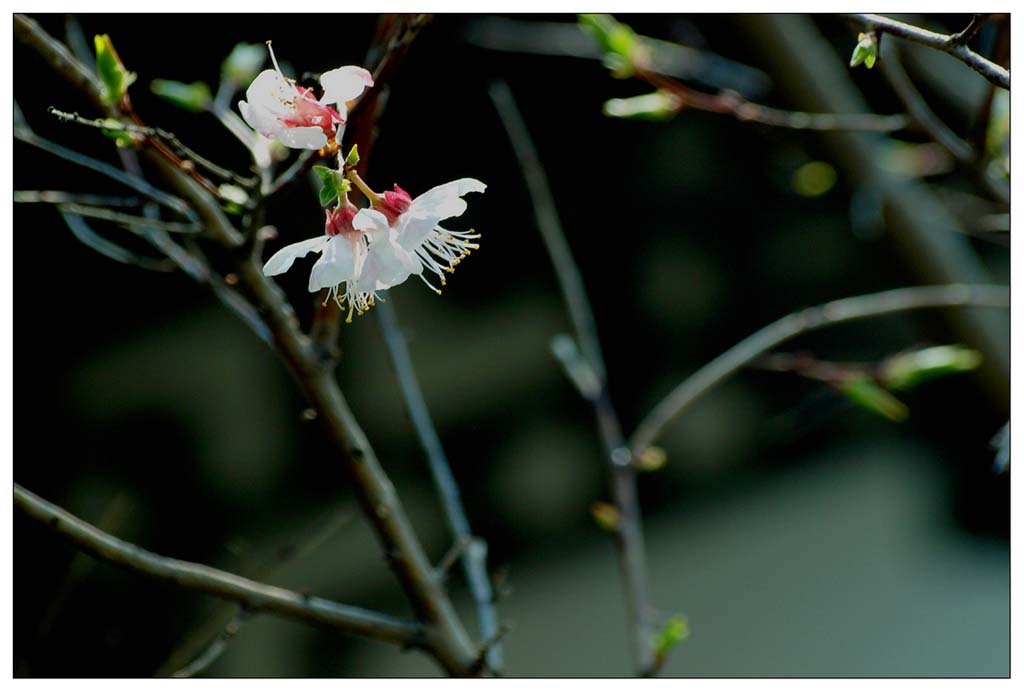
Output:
(262, 236), (328, 276)
(408, 178), (487, 220)
(308, 236), (357, 292)
(396, 214), (439, 252)
(239, 100), (285, 139)
(352, 209), (392, 239)
(319, 66), (374, 110)
(359, 240), (420, 291)
(244, 70), (295, 116)
(276, 126), (329, 150)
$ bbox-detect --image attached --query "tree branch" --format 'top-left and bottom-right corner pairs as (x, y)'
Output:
(14, 484), (424, 648)
(158, 505), (354, 676)
(489, 80), (659, 676)
(628, 284), (1010, 458)
(13, 126), (197, 221)
(876, 43), (1009, 205)
(735, 15), (1010, 408)
(15, 14), (480, 676)
(949, 14), (991, 46)
(47, 107), (258, 189)
(375, 297), (503, 673)
(58, 202), (202, 234)
(638, 65), (910, 132)
(845, 14), (1009, 89)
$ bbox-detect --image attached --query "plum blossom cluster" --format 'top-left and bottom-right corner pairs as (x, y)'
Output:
(240, 45), (485, 321)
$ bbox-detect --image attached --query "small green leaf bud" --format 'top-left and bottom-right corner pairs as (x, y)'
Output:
(850, 32), (879, 69)
(837, 374), (908, 422)
(879, 345), (983, 391)
(94, 34), (137, 106)
(590, 501), (621, 532)
(603, 91), (680, 121)
(150, 79), (212, 112)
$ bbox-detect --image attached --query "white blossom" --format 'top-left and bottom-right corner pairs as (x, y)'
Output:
(238, 45), (372, 150)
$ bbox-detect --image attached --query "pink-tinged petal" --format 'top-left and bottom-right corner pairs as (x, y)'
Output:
(308, 236), (357, 292)
(319, 66), (374, 112)
(262, 236), (328, 276)
(276, 126), (329, 150)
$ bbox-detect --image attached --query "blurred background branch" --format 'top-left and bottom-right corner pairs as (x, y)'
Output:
(490, 80), (662, 676)
(629, 284), (1009, 458)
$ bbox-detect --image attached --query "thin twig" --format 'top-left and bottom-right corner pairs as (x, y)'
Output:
(488, 82), (607, 381)
(58, 202), (202, 234)
(628, 284), (1010, 458)
(170, 610), (251, 678)
(436, 537), (472, 577)
(490, 80), (658, 676)
(59, 210), (178, 272)
(376, 297), (503, 673)
(15, 190), (140, 207)
(158, 505), (354, 676)
(845, 14), (1009, 89)
(13, 127), (197, 220)
(640, 66), (909, 132)
(48, 107), (257, 188)
(465, 16), (771, 97)
(265, 151), (315, 197)
(876, 44), (1009, 205)
(949, 14), (991, 46)
(14, 484), (425, 648)
(115, 138), (273, 347)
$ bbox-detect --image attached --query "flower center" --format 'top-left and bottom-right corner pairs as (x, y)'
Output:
(282, 86), (342, 139)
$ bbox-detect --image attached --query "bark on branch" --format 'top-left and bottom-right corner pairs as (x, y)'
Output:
(14, 484), (424, 648)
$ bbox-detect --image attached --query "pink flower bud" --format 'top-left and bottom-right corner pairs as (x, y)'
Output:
(325, 206), (357, 237)
(374, 185), (413, 226)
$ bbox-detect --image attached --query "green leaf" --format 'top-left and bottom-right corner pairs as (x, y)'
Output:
(590, 502), (621, 532)
(150, 79), (212, 112)
(94, 34), (136, 106)
(837, 374), (908, 422)
(635, 446), (667, 473)
(603, 91), (679, 121)
(879, 345), (983, 391)
(849, 32), (878, 70)
(313, 165), (346, 207)
(222, 42), (267, 85)
(579, 14), (639, 77)
(345, 144), (361, 168)
(652, 615), (690, 658)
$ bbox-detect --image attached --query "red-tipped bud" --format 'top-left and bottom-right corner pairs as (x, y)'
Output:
(325, 206), (357, 237)
(374, 185), (413, 225)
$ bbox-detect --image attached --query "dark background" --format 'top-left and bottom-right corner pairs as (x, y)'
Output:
(14, 13), (1009, 677)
